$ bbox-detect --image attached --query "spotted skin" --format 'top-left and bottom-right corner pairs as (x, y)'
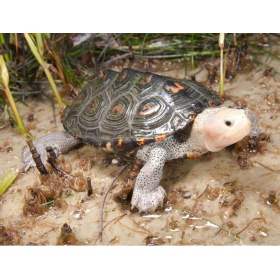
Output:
(131, 135), (204, 213)
(131, 147), (167, 212)
(131, 107), (254, 212)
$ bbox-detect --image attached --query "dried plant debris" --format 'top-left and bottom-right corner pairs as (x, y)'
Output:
(145, 235), (166, 246)
(222, 193), (244, 218)
(56, 223), (81, 245)
(203, 185), (220, 201)
(23, 187), (48, 216)
(78, 159), (93, 171)
(0, 225), (22, 245)
(225, 37), (248, 80)
(264, 66), (274, 77)
(205, 63), (219, 85)
(167, 188), (192, 206)
(114, 159), (142, 208)
(204, 35), (249, 85)
(265, 92), (278, 106)
(233, 133), (270, 169)
(38, 173), (64, 199)
(262, 190), (280, 213)
(179, 207), (241, 240)
(265, 191), (277, 205)
(21, 148), (88, 216)
(218, 181), (246, 222)
(234, 98), (247, 109)
(67, 172), (87, 192)
(114, 184), (133, 205)
(86, 177), (93, 197)
(218, 181), (241, 207)
(168, 218), (180, 231)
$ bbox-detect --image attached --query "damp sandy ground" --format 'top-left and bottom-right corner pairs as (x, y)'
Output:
(0, 56), (280, 246)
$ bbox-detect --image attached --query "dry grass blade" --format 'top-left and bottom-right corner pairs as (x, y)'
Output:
(219, 33), (225, 97)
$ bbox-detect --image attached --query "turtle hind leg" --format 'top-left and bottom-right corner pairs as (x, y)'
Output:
(131, 147), (167, 213)
(21, 131), (81, 172)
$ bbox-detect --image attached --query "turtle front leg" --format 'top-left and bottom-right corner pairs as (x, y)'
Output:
(21, 131), (81, 172)
(131, 147), (167, 213)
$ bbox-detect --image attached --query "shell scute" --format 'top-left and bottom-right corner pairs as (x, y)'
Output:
(62, 68), (222, 154)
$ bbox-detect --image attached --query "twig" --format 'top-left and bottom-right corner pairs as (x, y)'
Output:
(87, 177), (93, 197)
(219, 33), (225, 97)
(103, 52), (132, 66)
(26, 138), (48, 175)
(94, 212), (128, 245)
(253, 161), (280, 173)
(235, 217), (264, 236)
(99, 163), (131, 242)
(176, 206), (242, 239)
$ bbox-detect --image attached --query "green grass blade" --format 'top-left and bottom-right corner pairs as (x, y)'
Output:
(0, 34), (10, 61)
(24, 33), (63, 108)
(0, 54), (33, 139)
(191, 33), (195, 70)
(0, 167), (19, 195)
(36, 33), (44, 57)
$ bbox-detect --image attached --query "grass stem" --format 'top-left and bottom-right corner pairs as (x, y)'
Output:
(0, 55), (33, 138)
(219, 33), (225, 97)
(24, 33), (64, 108)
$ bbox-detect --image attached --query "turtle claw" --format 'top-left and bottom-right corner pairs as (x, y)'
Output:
(131, 186), (166, 213)
(21, 132), (81, 172)
(21, 146), (39, 171)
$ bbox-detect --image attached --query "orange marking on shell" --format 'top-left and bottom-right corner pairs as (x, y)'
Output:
(164, 82), (184, 94)
(139, 104), (156, 116)
(117, 139), (123, 147)
(164, 85), (179, 94)
(137, 138), (145, 146)
(190, 114), (196, 122)
(155, 135), (167, 142)
(208, 101), (218, 108)
(174, 82), (184, 90)
(120, 71), (127, 80)
(187, 154), (200, 159)
(146, 75), (153, 84)
(112, 104), (123, 115)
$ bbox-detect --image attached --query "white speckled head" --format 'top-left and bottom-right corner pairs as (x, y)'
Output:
(193, 107), (251, 152)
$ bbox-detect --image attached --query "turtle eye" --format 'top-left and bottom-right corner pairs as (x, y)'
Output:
(225, 120), (233, 127)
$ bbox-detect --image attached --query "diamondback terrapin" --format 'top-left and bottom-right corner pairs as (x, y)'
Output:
(21, 68), (259, 213)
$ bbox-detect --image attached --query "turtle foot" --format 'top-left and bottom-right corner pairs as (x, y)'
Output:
(131, 186), (166, 213)
(21, 131), (81, 172)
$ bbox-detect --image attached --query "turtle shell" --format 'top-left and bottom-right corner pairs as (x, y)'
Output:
(62, 68), (223, 154)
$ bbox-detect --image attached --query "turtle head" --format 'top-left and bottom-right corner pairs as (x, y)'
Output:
(195, 107), (252, 152)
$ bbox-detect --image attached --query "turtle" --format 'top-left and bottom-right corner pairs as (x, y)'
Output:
(21, 68), (259, 213)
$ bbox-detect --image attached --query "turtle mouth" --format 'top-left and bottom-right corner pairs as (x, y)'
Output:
(214, 126), (251, 150)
